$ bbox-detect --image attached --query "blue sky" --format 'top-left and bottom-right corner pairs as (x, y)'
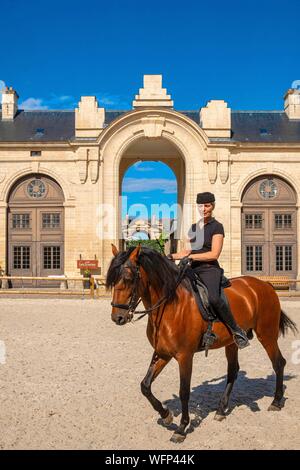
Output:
(121, 162), (177, 220)
(1, 0), (300, 218)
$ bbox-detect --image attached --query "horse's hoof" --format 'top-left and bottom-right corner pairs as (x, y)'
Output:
(162, 409), (173, 426)
(214, 413), (226, 421)
(268, 404), (281, 412)
(170, 432), (186, 444)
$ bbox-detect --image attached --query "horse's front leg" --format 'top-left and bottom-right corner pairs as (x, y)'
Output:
(141, 352), (172, 424)
(215, 343), (239, 421)
(171, 353), (193, 444)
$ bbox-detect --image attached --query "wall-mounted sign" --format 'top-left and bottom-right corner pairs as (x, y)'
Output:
(77, 260), (99, 269)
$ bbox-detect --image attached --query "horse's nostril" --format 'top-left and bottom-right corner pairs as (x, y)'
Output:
(117, 315), (125, 325)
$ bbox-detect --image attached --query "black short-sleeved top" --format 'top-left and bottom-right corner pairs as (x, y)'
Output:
(188, 217), (225, 268)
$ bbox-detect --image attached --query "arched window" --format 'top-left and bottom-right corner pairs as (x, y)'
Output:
(7, 174), (64, 286)
(241, 175), (297, 277)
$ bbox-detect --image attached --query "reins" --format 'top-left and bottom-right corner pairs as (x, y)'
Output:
(111, 256), (192, 322)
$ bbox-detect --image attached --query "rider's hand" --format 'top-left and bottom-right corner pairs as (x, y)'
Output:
(178, 256), (192, 268)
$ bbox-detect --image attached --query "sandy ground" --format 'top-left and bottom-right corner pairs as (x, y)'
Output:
(0, 297), (299, 450)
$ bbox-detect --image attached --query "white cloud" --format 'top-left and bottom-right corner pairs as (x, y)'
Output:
(133, 162), (155, 172)
(95, 92), (130, 108)
(19, 97), (48, 110)
(57, 95), (73, 101)
(16, 90), (129, 111)
(19, 94), (77, 110)
(46, 94), (77, 108)
(123, 178), (177, 194)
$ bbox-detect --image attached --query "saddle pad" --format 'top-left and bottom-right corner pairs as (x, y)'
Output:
(193, 276), (231, 322)
(184, 266), (231, 323)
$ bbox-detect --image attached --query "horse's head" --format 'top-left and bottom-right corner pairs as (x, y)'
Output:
(108, 244), (142, 326)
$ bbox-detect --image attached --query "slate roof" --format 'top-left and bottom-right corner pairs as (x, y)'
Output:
(230, 111), (300, 143)
(0, 108), (299, 143)
(0, 110), (75, 142)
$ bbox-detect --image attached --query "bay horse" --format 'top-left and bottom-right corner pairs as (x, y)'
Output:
(107, 244), (298, 443)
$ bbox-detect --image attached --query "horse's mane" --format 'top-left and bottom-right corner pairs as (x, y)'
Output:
(106, 246), (192, 302)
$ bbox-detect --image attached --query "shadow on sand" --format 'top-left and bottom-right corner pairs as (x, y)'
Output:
(158, 371), (297, 434)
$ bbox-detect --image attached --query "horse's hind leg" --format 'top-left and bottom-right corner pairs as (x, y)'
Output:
(215, 343), (239, 421)
(141, 352), (172, 423)
(256, 335), (287, 411)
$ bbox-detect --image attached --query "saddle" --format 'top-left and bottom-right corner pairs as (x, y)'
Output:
(182, 263), (231, 356)
(192, 272), (231, 323)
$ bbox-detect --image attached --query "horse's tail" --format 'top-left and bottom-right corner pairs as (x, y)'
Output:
(264, 281), (298, 337)
(279, 310), (298, 337)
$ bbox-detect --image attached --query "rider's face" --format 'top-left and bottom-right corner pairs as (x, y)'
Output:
(197, 203), (214, 218)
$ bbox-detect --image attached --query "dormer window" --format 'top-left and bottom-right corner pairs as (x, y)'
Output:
(35, 128), (45, 137)
(260, 128), (270, 136)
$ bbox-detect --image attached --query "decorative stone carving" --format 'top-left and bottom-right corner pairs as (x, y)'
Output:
(141, 116), (165, 138)
(133, 75), (173, 108)
(200, 100), (231, 138)
(75, 96), (105, 138)
(76, 148), (89, 183)
(78, 161), (87, 184)
(90, 160), (99, 184)
(218, 148), (230, 184)
(207, 149), (217, 184)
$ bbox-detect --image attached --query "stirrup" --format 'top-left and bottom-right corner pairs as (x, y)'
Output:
(232, 330), (250, 349)
(203, 322), (218, 357)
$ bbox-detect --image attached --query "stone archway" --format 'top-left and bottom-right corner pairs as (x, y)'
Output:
(7, 174), (65, 286)
(98, 108), (208, 272)
(119, 138), (183, 250)
(241, 175), (297, 277)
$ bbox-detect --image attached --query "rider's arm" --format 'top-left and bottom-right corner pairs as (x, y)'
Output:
(170, 239), (191, 260)
(188, 234), (224, 262)
(168, 236), (192, 260)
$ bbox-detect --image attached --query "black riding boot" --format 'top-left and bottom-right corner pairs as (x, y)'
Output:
(214, 298), (250, 349)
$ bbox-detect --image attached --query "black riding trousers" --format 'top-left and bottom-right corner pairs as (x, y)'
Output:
(193, 264), (222, 307)
(193, 264), (237, 329)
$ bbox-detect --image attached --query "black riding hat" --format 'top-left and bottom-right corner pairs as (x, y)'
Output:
(196, 192), (215, 204)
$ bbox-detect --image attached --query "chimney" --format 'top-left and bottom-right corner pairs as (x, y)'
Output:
(1, 86), (19, 120)
(200, 100), (231, 138)
(284, 88), (300, 119)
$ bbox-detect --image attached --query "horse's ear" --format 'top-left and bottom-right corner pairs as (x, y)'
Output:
(111, 244), (119, 257)
(129, 244), (141, 263)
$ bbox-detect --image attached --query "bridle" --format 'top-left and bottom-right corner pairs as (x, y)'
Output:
(110, 256), (191, 322)
(111, 260), (170, 322)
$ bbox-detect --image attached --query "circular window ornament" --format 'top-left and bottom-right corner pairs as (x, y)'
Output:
(259, 179), (278, 199)
(27, 179), (46, 199)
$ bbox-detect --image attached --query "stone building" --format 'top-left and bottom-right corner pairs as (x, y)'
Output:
(0, 75), (300, 280)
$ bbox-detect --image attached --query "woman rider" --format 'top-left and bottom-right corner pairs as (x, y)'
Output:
(168, 191), (249, 349)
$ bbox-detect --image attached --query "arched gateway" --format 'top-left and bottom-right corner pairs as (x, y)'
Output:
(99, 109), (208, 272)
